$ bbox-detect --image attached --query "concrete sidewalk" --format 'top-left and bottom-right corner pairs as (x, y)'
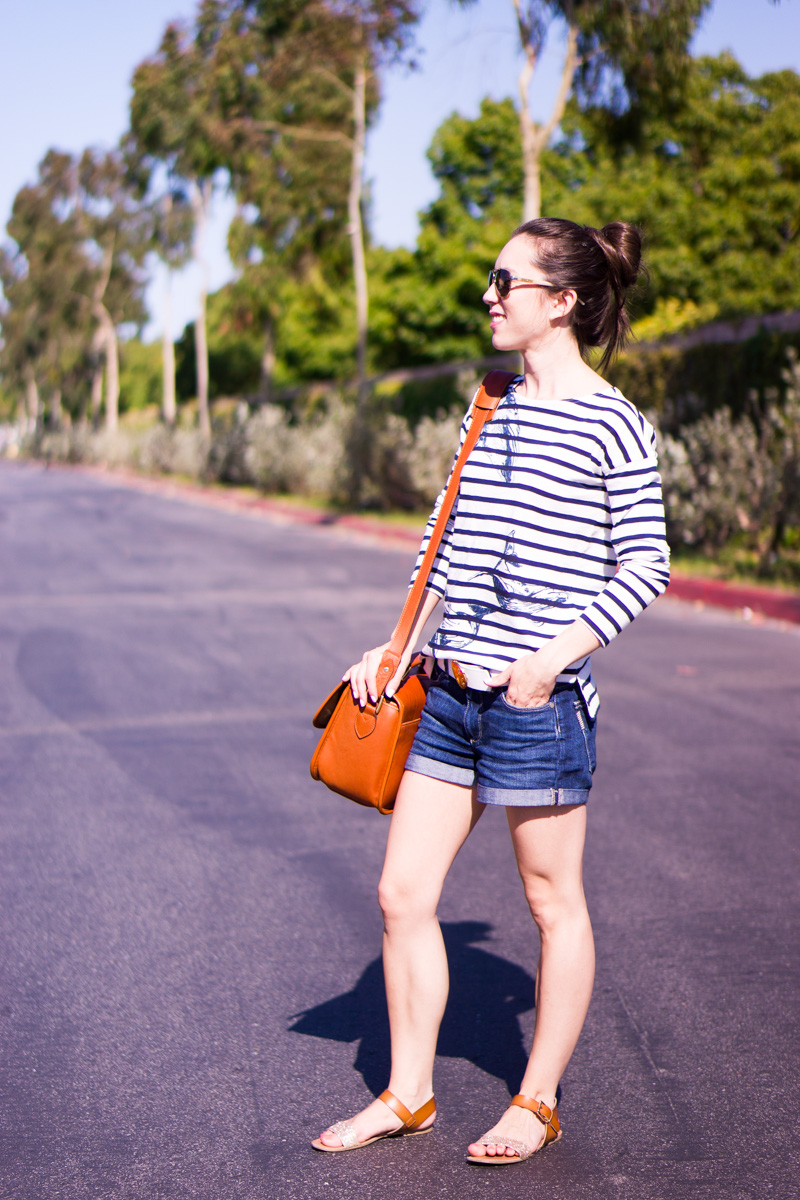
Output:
(46, 460), (800, 626)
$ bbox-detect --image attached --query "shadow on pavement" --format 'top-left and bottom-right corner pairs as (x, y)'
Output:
(289, 920), (536, 1094)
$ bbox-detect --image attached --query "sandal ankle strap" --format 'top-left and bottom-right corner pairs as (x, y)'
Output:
(379, 1089), (436, 1130)
(511, 1094), (560, 1142)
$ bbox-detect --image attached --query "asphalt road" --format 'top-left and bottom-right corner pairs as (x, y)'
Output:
(0, 461), (797, 1200)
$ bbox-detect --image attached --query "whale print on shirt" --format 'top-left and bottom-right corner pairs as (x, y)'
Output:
(434, 601), (495, 650)
(433, 533), (571, 649)
(476, 533), (571, 617)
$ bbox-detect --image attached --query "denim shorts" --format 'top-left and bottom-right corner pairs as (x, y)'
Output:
(404, 664), (597, 807)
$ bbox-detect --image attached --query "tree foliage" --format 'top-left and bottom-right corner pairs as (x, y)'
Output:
(220, 0), (423, 409)
(129, 2), (238, 436)
(0, 149), (148, 429)
(550, 54), (800, 324)
(391, 52), (800, 348)
(218, 0), (361, 400)
(454, 0), (710, 219)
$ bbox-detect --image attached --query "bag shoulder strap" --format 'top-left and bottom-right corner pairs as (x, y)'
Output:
(374, 368), (516, 695)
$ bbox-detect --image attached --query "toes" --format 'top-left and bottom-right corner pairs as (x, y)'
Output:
(467, 1141), (519, 1159)
(319, 1130), (343, 1149)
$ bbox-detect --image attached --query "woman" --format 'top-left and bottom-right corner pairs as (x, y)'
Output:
(312, 217), (670, 1164)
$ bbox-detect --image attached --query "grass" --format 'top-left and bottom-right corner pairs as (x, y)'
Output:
(670, 544), (800, 590)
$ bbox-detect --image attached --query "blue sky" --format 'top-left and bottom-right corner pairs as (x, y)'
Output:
(2, 0), (799, 338)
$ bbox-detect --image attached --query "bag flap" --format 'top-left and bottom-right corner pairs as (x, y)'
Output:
(312, 654), (429, 730)
(312, 680), (348, 729)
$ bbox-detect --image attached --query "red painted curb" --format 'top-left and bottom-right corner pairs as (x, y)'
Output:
(667, 574), (800, 624)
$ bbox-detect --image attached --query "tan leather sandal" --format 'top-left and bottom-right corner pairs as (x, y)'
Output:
(311, 1090), (436, 1153)
(466, 1094), (561, 1165)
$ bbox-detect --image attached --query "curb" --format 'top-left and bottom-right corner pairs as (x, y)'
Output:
(665, 574), (800, 625)
(30, 460), (800, 626)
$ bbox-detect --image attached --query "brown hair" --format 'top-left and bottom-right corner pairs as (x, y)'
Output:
(512, 217), (643, 370)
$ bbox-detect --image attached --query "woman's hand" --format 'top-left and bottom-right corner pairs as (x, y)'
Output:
(342, 643), (413, 707)
(487, 624), (602, 708)
(488, 651), (557, 708)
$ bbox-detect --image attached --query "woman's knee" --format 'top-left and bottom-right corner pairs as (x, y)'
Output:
(520, 874), (587, 935)
(377, 871), (438, 928)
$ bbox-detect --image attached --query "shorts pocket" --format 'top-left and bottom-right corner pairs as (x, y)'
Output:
(573, 698), (597, 774)
(499, 691), (555, 713)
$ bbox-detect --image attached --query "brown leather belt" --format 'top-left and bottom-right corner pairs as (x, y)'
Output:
(437, 658), (494, 691)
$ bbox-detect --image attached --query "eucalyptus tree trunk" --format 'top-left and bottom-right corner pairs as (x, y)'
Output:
(513, 0), (579, 221)
(162, 267), (177, 426)
(95, 306), (120, 434)
(91, 241), (119, 434)
(24, 365), (40, 431)
(259, 314), (275, 406)
(51, 387), (63, 426)
(191, 178), (212, 441)
(348, 51), (369, 411)
(90, 369), (103, 427)
(160, 191), (178, 426)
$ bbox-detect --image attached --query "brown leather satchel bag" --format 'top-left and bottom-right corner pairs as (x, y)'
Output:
(309, 370), (514, 814)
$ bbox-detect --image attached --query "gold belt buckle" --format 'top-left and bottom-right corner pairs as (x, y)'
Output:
(451, 661), (468, 689)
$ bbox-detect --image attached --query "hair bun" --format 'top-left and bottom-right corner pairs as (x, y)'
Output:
(599, 222), (642, 289)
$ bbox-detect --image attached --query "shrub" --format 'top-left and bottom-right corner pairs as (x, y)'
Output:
(658, 410), (762, 551)
(243, 400), (351, 499)
(133, 425), (209, 479)
(656, 349), (800, 571)
(407, 410), (463, 504)
(609, 326), (800, 432)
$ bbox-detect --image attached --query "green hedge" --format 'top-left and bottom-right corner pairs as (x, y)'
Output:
(608, 327), (800, 432)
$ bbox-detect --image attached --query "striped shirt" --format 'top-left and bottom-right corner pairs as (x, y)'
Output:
(411, 376), (670, 717)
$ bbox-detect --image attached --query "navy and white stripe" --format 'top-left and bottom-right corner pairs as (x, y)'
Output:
(411, 377), (670, 717)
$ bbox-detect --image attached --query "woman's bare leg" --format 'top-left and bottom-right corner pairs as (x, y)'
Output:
(468, 803), (593, 1159)
(317, 770), (483, 1147)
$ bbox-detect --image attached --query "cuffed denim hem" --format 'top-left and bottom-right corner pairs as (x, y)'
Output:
(480, 786), (589, 808)
(404, 752), (475, 788)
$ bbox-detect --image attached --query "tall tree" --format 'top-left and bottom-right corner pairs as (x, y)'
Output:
(326, 2), (421, 401)
(74, 149), (150, 432)
(129, 4), (231, 438)
(155, 186), (194, 424)
(455, 0), (711, 221)
(227, 1), (422, 403)
(0, 150), (146, 431)
(122, 129), (194, 426)
(0, 169), (87, 427)
(212, 0), (355, 403)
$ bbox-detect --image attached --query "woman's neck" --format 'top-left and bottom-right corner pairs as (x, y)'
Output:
(516, 335), (606, 404)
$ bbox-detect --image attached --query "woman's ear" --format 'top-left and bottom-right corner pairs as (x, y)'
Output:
(551, 288), (579, 320)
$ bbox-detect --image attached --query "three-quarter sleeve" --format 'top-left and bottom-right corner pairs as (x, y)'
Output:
(578, 417), (670, 646)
